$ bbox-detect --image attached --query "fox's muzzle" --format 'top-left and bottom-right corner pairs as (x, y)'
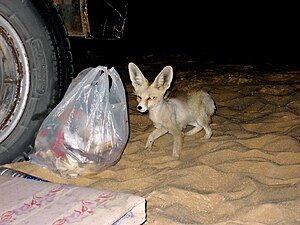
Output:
(137, 104), (147, 113)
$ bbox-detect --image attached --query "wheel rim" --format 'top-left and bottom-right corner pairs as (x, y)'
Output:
(0, 15), (30, 143)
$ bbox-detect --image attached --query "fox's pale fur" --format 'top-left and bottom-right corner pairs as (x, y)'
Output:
(128, 62), (216, 158)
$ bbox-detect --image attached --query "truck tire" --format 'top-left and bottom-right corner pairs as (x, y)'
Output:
(0, 0), (73, 164)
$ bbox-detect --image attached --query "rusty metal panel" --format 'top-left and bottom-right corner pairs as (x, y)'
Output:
(53, 0), (85, 37)
(53, 0), (128, 39)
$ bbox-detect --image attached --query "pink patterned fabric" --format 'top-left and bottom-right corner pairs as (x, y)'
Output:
(0, 176), (146, 225)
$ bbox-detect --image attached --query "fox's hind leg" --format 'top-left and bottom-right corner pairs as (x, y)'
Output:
(185, 122), (203, 136)
(199, 118), (212, 139)
(185, 118), (212, 139)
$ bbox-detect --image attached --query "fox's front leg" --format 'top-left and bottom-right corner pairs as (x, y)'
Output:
(170, 129), (184, 159)
(145, 128), (168, 151)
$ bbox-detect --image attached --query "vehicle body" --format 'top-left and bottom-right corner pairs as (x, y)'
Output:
(53, 0), (128, 40)
(0, 0), (128, 164)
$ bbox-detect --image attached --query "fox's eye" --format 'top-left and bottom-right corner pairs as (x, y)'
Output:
(136, 96), (141, 101)
(148, 96), (155, 100)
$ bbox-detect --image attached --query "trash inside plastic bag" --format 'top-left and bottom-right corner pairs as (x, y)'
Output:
(30, 66), (129, 178)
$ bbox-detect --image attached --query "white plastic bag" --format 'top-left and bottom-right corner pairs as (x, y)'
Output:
(30, 66), (129, 178)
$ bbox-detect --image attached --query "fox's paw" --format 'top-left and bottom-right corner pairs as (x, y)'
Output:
(202, 132), (212, 139)
(201, 128), (212, 139)
(172, 152), (180, 159)
(145, 142), (153, 151)
(172, 148), (180, 159)
(145, 137), (155, 150)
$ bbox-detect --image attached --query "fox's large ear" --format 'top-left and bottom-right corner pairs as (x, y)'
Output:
(128, 62), (149, 90)
(152, 66), (173, 90)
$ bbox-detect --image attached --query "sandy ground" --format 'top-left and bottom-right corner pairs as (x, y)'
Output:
(5, 55), (300, 224)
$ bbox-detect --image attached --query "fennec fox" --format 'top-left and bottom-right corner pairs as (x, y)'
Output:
(128, 62), (216, 158)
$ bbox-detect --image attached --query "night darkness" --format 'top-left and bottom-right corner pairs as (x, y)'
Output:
(126, 1), (300, 64)
(70, 1), (300, 72)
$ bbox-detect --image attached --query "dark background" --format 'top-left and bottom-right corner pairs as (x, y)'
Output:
(70, 1), (300, 74)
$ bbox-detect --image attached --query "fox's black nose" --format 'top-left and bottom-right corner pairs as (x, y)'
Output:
(137, 106), (142, 111)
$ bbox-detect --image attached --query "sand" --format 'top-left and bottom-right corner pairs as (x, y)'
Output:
(4, 59), (300, 224)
